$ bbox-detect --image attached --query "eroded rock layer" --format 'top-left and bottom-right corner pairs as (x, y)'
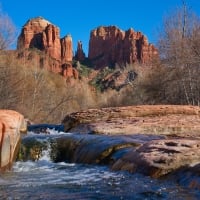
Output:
(88, 26), (158, 68)
(17, 17), (73, 63)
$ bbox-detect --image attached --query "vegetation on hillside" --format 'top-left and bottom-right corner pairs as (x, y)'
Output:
(0, 2), (200, 123)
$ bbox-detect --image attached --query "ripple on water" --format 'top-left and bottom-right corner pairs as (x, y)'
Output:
(0, 160), (199, 200)
(0, 131), (199, 199)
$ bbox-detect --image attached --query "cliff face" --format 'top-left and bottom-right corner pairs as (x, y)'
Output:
(17, 17), (50, 50)
(42, 24), (61, 61)
(61, 35), (73, 63)
(17, 17), (158, 81)
(17, 17), (78, 79)
(75, 41), (86, 61)
(17, 17), (73, 63)
(88, 26), (158, 68)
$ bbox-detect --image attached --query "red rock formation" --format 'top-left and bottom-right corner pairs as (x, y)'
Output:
(17, 48), (61, 73)
(61, 63), (79, 79)
(61, 35), (73, 63)
(0, 110), (27, 171)
(88, 26), (158, 68)
(75, 40), (86, 61)
(17, 17), (50, 50)
(43, 24), (61, 60)
(17, 17), (73, 62)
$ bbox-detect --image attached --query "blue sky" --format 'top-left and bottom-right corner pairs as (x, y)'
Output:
(2, 0), (200, 55)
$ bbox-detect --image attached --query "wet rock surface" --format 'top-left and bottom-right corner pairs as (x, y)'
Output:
(112, 138), (200, 178)
(58, 105), (200, 180)
(18, 133), (164, 164)
(16, 104), (200, 193)
(18, 132), (200, 180)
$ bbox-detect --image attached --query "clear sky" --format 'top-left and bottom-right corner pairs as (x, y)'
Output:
(2, 0), (200, 55)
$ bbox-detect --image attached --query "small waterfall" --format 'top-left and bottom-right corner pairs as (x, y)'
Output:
(0, 131), (199, 199)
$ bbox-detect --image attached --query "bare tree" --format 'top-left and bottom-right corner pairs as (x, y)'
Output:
(156, 2), (200, 105)
(0, 7), (17, 50)
(158, 3), (200, 66)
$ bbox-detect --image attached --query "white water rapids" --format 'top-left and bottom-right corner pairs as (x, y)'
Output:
(0, 130), (199, 200)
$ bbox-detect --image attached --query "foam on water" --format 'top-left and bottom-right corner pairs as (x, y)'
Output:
(27, 128), (72, 136)
(0, 132), (199, 199)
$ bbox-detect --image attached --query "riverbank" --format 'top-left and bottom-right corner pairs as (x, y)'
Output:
(1, 105), (200, 192)
(62, 105), (200, 137)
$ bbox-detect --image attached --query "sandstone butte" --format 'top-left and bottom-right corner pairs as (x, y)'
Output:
(17, 17), (73, 63)
(0, 110), (27, 171)
(17, 17), (78, 79)
(88, 26), (158, 68)
(61, 105), (200, 180)
(17, 17), (158, 73)
(75, 40), (86, 61)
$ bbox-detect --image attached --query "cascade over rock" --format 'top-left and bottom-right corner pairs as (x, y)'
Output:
(88, 26), (158, 68)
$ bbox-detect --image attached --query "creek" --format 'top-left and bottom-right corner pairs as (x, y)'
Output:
(0, 130), (199, 200)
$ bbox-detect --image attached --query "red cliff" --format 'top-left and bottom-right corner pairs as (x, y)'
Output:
(75, 40), (86, 61)
(88, 26), (158, 68)
(61, 35), (73, 63)
(17, 17), (73, 63)
(43, 24), (61, 61)
(17, 17), (78, 79)
(61, 63), (79, 80)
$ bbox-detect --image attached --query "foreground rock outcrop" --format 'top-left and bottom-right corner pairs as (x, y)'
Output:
(59, 105), (200, 179)
(62, 105), (200, 136)
(0, 110), (27, 171)
(88, 26), (158, 68)
(112, 138), (200, 178)
(18, 105), (200, 183)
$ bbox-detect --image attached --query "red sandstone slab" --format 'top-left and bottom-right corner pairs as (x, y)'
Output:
(0, 110), (26, 171)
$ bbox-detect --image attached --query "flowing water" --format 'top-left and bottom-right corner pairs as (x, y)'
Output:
(0, 130), (199, 200)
